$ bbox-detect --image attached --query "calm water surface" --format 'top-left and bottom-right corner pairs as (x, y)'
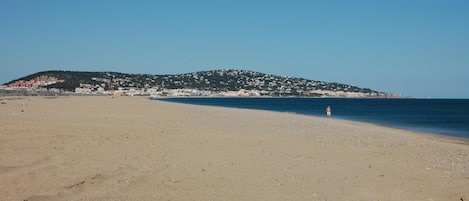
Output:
(157, 98), (469, 140)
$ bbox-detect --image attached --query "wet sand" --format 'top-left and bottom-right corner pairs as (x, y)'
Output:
(1, 96), (468, 201)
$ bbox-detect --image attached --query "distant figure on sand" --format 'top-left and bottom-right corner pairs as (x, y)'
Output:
(326, 106), (331, 117)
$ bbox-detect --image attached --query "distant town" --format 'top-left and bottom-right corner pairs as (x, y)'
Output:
(1, 69), (400, 98)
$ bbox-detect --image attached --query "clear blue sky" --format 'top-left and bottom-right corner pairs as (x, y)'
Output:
(1, 0), (468, 98)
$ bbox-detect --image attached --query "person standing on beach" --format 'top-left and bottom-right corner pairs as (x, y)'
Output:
(326, 106), (332, 117)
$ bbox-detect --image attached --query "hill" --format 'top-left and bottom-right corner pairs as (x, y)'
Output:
(2, 69), (395, 97)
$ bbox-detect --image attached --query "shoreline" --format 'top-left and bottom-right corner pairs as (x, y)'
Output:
(1, 96), (468, 200)
(158, 98), (469, 144)
(154, 97), (469, 141)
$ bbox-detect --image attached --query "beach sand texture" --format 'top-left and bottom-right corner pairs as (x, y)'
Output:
(1, 96), (468, 201)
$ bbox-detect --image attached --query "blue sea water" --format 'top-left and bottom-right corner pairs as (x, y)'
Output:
(157, 98), (469, 140)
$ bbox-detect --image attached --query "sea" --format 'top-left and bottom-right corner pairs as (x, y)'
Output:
(157, 98), (469, 140)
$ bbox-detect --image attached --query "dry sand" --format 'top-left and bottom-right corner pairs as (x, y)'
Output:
(0, 96), (468, 201)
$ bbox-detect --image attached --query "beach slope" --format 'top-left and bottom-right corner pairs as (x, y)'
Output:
(1, 96), (468, 201)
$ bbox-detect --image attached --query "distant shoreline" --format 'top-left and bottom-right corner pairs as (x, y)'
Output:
(155, 97), (469, 141)
(162, 98), (469, 142)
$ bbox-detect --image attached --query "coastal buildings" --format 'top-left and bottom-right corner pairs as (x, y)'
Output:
(1, 69), (399, 98)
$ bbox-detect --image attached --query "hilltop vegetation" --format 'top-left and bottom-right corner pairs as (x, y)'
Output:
(4, 69), (391, 97)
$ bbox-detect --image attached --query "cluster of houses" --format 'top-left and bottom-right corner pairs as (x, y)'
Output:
(70, 86), (382, 98)
(2, 82), (391, 98)
(72, 87), (263, 97)
(2, 70), (398, 98)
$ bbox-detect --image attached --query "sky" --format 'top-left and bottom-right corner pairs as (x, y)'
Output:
(1, 0), (468, 98)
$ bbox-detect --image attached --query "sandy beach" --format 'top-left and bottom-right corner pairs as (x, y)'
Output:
(1, 96), (468, 201)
